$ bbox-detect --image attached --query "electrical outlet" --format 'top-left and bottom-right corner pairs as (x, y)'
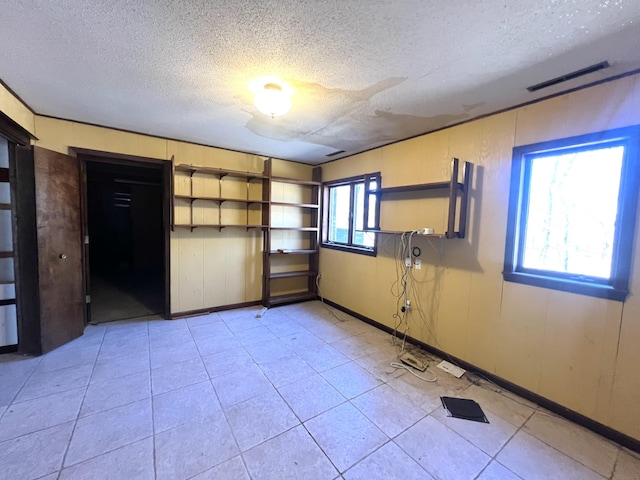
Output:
(405, 257), (412, 268)
(414, 259), (422, 270)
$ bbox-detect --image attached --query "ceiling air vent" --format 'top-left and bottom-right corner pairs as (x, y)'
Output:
(527, 61), (610, 92)
(326, 150), (345, 157)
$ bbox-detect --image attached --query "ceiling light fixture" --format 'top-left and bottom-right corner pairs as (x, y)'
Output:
(254, 82), (291, 118)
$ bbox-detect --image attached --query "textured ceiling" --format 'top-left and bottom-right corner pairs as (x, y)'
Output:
(1, 1), (640, 164)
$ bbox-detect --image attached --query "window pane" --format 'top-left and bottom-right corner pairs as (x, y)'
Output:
(352, 183), (374, 247)
(328, 185), (350, 243)
(522, 146), (624, 278)
(367, 180), (377, 229)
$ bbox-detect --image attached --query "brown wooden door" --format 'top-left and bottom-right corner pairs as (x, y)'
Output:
(34, 146), (85, 352)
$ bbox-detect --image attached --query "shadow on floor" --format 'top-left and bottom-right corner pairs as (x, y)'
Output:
(89, 268), (164, 324)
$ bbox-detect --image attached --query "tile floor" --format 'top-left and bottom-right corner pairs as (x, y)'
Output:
(1, 300), (639, 480)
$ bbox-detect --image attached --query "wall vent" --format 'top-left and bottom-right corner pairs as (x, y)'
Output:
(527, 61), (610, 92)
(326, 150), (345, 157)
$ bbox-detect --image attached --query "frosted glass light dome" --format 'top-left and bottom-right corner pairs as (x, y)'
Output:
(254, 82), (291, 117)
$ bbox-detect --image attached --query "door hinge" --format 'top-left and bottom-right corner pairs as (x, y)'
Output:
(84, 235), (89, 245)
(85, 295), (91, 303)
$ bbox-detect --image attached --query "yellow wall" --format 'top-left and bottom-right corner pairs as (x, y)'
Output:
(0, 92), (313, 315)
(319, 74), (640, 441)
(0, 83), (35, 136)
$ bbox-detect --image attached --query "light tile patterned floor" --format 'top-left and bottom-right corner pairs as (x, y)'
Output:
(0, 300), (639, 480)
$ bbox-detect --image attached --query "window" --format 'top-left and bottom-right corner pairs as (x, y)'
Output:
(503, 126), (640, 301)
(322, 175), (378, 255)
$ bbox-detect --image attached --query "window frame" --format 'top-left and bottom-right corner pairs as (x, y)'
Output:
(503, 125), (640, 301)
(321, 174), (378, 256)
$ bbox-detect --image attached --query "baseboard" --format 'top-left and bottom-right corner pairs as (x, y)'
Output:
(323, 298), (640, 453)
(169, 300), (262, 319)
(0, 344), (18, 354)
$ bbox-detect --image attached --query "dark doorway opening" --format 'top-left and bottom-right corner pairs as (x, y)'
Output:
(86, 160), (165, 323)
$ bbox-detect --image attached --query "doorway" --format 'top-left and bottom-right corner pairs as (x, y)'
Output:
(85, 158), (167, 324)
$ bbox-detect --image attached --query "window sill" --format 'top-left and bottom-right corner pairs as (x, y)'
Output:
(321, 242), (377, 257)
(503, 271), (628, 301)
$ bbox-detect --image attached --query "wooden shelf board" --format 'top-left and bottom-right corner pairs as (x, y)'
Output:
(270, 270), (317, 279)
(270, 227), (319, 232)
(0, 168), (8, 183)
(175, 164), (266, 180)
(268, 291), (317, 306)
(174, 195), (267, 204)
(371, 181), (464, 195)
(0, 280), (14, 285)
(271, 201), (319, 209)
(174, 224), (267, 229)
(0, 204), (11, 210)
(360, 229), (447, 238)
(269, 249), (318, 255)
(0, 252), (14, 258)
(271, 176), (321, 186)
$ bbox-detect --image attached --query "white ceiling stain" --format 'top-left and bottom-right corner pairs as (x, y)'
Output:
(1, 1), (639, 164)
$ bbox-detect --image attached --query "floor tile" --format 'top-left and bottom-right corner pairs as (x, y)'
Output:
(0, 387), (84, 442)
(189, 321), (233, 341)
(15, 363), (93, 402)
(65, 398), (153, 467)
(258, 354), (316, 388)
(153, 380), (221, 433)
(395, 415), (490, 480)
(306, 321), (351, 343)
(330, 336), (375, 360)
(464, 384), (534, 427)
(613, 450), (640, 479)
(151, 357), (208, 395)
(185, 312), (221, 327)
(103, 321), (148, 340)
(351, 384), (426, 437)
(223, 314), (263, 332)
(321, 362), (382, 399)
(190, 456), (250, 479)
(0, 355), (41, 381)
(280, 331), (326, 352)
(278, 374), (346, 422)
(212, 365), (274, 408)
(0, 375), (25, 407)
(477, 460), (523, 480)
(91, 351), (150, 384)
(354, 352), (407, 382)
(523, 411), (618, 477)
(344, 441), (433, 480)
(264, 318), (309, 338)
(297, 343), (350, 372)
(243, 338), (294, 364)
(149, 328), (193, 349)
(386, 371), (445, 413)
(81, 371), (150, 417)
(305, 402), (388, 472)
(233, 325), (278, 346)
(225, 390), (299, 451)
(155, 413), (238, 480)
(431, 405), (518, 456)
(194, 333), (241, 356)
(98, 334), (149, 361)
(497, 431), (604, 480)
(59, 437), (154, 480)
(202, 348), (255, 379)
(35, 344), (100, 373)
(0, 421), (73, 480)
(243, 425), (338, 479)
(150, 339), (199, 369)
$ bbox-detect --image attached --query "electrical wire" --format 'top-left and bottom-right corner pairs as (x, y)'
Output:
(390, 362), (437, 382)
(315, 273), (345, 322)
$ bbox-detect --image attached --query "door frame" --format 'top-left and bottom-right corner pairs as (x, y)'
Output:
(73, 148), (172, 320)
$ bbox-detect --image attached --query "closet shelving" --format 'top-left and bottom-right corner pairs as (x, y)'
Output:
(171, 161), (269, 231)
(363, 157), (473, 240)
(262, 159), (321, 307)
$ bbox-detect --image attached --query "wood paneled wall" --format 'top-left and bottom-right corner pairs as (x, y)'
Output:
(319, 75), (640, 441)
